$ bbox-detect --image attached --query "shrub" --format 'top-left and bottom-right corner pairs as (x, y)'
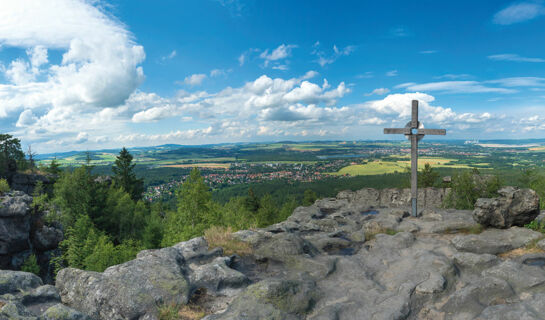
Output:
(204, 226), (252, 256)
(443, 170), (502, 210)
(21, 254), (40, 275)
(0, 178), (9, 194)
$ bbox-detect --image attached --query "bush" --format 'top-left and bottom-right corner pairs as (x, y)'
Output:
(443, 170), (502, 209)
(0, 178), (9, 194)
(21, 254), (40, 275)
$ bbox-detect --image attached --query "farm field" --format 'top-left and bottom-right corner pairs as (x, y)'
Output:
(329, 157), (478, 176)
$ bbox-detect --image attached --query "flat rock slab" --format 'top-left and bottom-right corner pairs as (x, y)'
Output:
(51, 187), (545, 320)
(451, 227), (542, 254)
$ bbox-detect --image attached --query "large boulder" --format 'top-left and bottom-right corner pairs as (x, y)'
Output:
(10, 173), (54, 195)
(56, 247), (192, 320)
(0, 192), (32, 268)
(473, 186), (540, 228)
(0, 270), (86, 319)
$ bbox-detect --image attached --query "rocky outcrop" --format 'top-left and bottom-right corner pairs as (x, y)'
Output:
(51, 186), (545, 320)
(336, 187), (450, 210)
(0, 191), (63, 282)
(10, 172), (55, 195)
(55, 238), (248, 320)
(0, 270), (88, 319)
(473, 186), (540, 228)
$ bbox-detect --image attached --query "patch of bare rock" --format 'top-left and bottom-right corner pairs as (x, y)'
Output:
(3, 186), (545, 319)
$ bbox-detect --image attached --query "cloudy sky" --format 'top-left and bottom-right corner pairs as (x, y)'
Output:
(1, 0), (545, 152)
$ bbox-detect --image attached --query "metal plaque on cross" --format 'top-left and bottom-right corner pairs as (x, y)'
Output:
(383, 100), (446, 217)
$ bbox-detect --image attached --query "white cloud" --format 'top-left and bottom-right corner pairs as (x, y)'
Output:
(15, 109), (38, 127)
(362, 92), (494, 128)
(161, 50), (177, 61)
(312, 42), (355, 67)
(487, 77), (545, 87)
(493, 2), (545, 25)
(488, 53), (544, 62)
(359, 117), (386, 125)
(238, 53), (246, 66)
(260, 44), (296, 61)
(386, 70), (398, 77)
(434, 74), (472, 80)
(356, 72), (374, 79)
(366, 88), (390, 96)
(419, 50), (437, 54)
(210, 69), (230, 77)
(132, 73), (350, 125)
(395, 81), (516, 94)
(183, 73), (207, 86)
(0, 0), (145, 145)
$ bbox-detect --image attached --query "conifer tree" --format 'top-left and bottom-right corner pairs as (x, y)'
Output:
(162, 168), (214, 246)
(112, 147), (144, 200)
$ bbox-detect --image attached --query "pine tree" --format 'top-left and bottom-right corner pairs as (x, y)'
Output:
(112, 147), (144, 200)
(162, 168), (214, 246)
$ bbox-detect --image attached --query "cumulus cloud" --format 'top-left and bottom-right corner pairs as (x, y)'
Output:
(362, 92), (495, 129)
(183, 73), (207, 86)
(131, 73), (350, 128)
(0, 0), (145, 147)
(493, 2), (545, 25)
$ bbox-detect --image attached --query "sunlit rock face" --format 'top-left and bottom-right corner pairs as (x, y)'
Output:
(41, 187), (545, 319)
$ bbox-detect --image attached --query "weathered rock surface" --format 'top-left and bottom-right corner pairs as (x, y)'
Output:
(51, 186), (545, 319)
(0, 270), (88, 319)
(0, 191), (63, 284)
(473, 186), (540, 228)
(10, 172), (54, 196)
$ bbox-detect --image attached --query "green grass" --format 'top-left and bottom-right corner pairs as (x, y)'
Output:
(328, 158), (478, 176)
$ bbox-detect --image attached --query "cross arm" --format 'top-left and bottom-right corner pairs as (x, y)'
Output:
(417, 129), (446, 135)
(384, 128), (410, 134)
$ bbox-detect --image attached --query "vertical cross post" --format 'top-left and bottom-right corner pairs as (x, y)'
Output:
(383, 100), (446, 217)
(410, 100), (418, 217)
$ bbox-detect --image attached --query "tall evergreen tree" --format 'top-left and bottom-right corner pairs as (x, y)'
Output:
(162, 168), (215, 246)
(0, 134), (25, 178)
(112, 147), (144, 200)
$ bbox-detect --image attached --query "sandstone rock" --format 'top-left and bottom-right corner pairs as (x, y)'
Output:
(32, 226), (63, 252)
(10, 173), (54, 195)
(254, 233), (318, 262)
(441, 276), (514, 317)
(451, 227), (542, 254)
(205, 278), (317, 320)
(0, 270), (42, 295)
(56, 246), (191, 319)
(47, 186), (545, 319)
(473, 186), (540, 228)
(482, 259), (545, 291)
(189, 256), (249, 295)
(452, 252), (499, 272)
(0, 192), (32, 261)
(0, 270), (85, 319)
(43, 304), (91, 320)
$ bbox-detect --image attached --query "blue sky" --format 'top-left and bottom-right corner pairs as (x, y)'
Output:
(1, 0), (545, 152)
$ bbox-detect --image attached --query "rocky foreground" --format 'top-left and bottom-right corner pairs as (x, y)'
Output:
(3, 187), (545, 319)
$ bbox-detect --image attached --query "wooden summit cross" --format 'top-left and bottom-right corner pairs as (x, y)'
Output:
(383, 100), (446, 217)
